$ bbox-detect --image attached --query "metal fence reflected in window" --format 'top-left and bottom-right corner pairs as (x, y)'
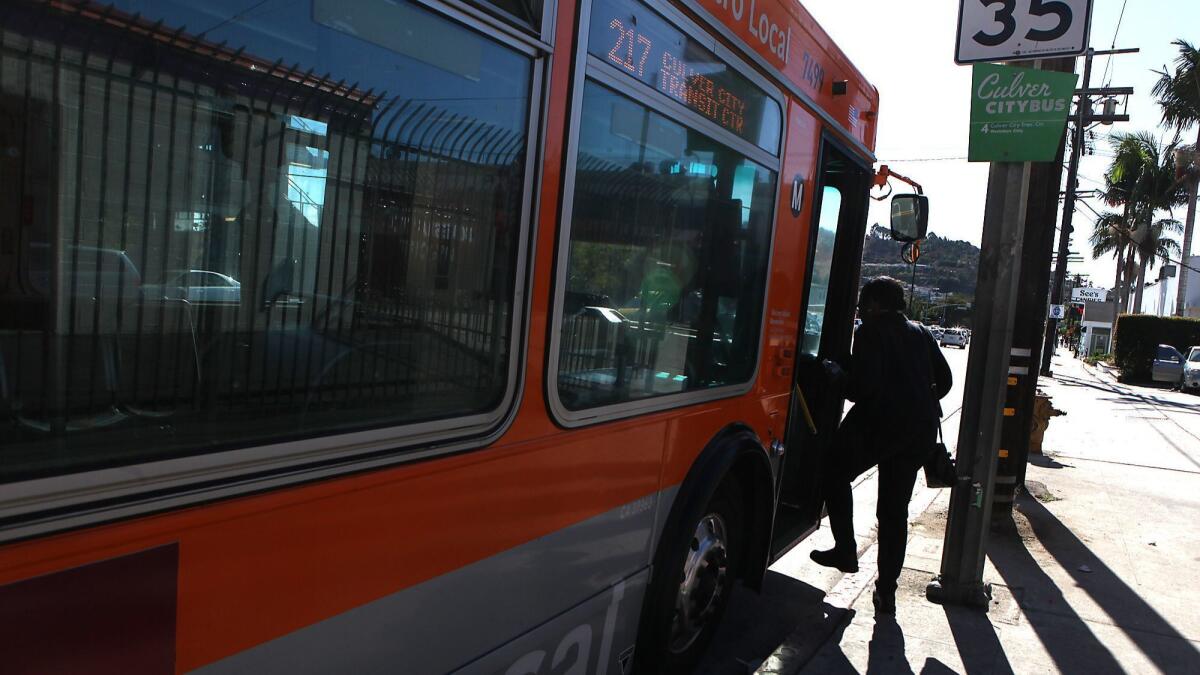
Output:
(0, 0), (531, 482)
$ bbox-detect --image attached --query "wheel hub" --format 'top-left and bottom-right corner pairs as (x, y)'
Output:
(669, 512), (729, 654)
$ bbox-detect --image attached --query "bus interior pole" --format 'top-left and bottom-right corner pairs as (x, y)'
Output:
(929, 160), (1032, 607)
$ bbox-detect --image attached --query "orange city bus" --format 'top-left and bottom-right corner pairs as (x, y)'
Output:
(0, 0), (903, 672)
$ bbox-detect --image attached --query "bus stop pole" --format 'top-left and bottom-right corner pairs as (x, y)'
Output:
(928, 159), (1031, 607)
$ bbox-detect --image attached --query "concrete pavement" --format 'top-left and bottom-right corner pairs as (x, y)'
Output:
(698, 348), (1200, 674)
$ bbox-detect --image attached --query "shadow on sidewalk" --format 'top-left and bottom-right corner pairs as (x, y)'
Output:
(865, 616), (911, 674)
(1057, 372), (1200, 416)
(696, 571), (846, 674)
(1028, 455), (1072, 469)
(940, 602), (1013, 674)
(990, 495), (1200, 672)
(987, 510), (1123, 673)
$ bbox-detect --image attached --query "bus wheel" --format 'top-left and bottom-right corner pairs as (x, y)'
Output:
(642, 479), (743, 673)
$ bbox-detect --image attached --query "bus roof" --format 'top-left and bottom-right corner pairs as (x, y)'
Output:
(684, 0), (880, 159)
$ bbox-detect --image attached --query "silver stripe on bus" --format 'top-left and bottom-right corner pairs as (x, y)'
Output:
(195, 488), (675, 674)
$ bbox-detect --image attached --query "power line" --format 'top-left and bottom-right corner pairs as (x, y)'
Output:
(1076, 208), (1200, 278)
(1098, 0), (1129, 88)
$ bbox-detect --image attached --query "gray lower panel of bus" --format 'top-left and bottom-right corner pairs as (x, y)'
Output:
(195, 488), (676, 674)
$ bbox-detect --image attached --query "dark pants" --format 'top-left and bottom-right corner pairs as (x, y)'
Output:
(824, 422), (934, 595)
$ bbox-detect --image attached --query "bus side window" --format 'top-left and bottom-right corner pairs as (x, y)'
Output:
(554, 82), (774, 412)
(0, 0), (534, 485)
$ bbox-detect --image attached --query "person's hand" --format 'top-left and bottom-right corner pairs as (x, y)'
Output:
(821, 358), (847, 384)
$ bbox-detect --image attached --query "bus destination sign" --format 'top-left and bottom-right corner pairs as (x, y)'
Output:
(589, 0), (781, 153)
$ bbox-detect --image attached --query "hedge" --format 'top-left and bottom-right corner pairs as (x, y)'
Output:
(1113, 314), (1200, 381)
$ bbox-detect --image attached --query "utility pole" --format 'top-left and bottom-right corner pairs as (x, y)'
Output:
(928, 157), (1031, 607)
(993, 58), (1074, 516)
(1041, 47), (1138, 376)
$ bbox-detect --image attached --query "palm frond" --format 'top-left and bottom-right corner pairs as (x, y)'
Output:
(1152, 39), (1200, 131)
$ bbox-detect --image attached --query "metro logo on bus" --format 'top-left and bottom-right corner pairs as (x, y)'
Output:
(710, 0), (792, 64)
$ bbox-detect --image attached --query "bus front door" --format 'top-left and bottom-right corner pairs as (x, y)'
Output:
(772, 139), (870, 558)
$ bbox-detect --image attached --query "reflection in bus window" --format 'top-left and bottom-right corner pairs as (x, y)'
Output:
(0, 0), (532, 483)
(800, 186), (843, 356)
(556, 82), (775, 411)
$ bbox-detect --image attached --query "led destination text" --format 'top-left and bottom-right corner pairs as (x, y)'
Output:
(589, 0), (780, 151)
(659, 51), (746, 135)
(606, 20), (748, 135)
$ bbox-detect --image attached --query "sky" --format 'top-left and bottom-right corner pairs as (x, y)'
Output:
(801, 0), (1200, 290)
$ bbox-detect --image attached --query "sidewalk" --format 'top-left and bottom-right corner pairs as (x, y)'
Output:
(759, 351), (1200, 674)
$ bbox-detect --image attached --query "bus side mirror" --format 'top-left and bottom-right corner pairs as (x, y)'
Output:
(889, 194), (928, 243)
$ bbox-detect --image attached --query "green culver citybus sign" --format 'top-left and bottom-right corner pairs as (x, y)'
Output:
(968, 63), (1077, 162)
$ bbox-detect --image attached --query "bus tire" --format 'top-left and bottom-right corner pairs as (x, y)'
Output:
(637, 477), (744, 674)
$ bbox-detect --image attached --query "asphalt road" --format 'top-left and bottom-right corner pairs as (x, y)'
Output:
(1043, 353), (1200, 475)
(937, 341), (970, 445)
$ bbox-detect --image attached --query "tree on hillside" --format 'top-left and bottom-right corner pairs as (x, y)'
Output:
(1153, 39), (1200, 315)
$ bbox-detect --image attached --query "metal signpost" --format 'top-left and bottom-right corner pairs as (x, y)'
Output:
(934, 0), (1095, 609)
(956, 0), (1094, 64)
(968, 64), (1078, 162)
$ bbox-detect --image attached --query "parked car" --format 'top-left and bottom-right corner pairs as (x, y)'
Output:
(1151, 344), (1185, 384)
(940, 328), (968, 349)
(28, 242), (143, 299)
(144, 269), (241, 304)
(1182, 346), (1200, 392)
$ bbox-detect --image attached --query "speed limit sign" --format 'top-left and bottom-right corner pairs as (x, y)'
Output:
(956, 0), (1094, 64)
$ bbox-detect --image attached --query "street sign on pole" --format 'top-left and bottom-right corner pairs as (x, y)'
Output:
(956, 0), (1094, 64)
(968, 64), (1077, 162)
(1072, 287), (1108, 302)
(1048, 304), (1065, 319)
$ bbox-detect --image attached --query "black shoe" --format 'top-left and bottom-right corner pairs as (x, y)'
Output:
(809, 547), (859, 573)
(873, 589), (896, 615)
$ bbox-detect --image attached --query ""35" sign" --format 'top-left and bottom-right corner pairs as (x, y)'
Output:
(955, 0), (1093, 64)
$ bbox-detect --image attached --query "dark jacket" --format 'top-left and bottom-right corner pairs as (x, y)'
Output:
(843, 312), (952, 446)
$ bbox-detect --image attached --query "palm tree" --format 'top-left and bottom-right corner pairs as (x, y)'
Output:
(1090, 212), (1130, 309)
(1131, 217), (1184, 311)
(1153, 39), (1200, 315)
(1103, 132), (1186, 315)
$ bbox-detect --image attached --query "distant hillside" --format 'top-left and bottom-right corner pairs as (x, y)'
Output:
(861, 225), (980, 297)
